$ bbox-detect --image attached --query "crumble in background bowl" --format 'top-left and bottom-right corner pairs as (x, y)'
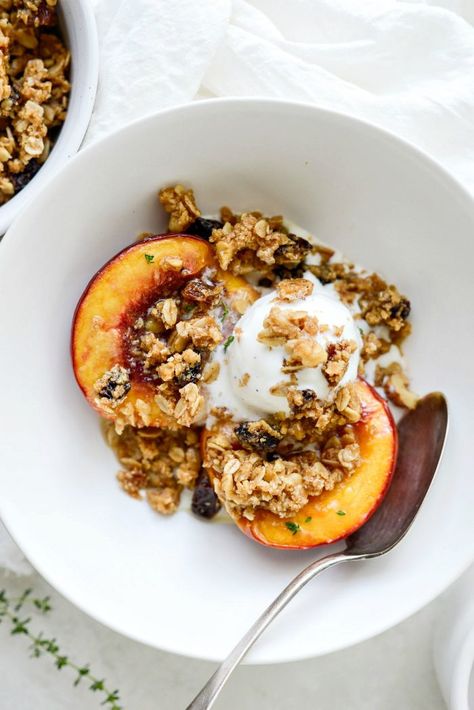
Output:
(0, 0), (99, 235)
(0, 99), (473, 663)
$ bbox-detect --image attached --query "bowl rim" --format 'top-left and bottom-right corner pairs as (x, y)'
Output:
(0, 0), (99, 236)
(1, 97), (474, 663)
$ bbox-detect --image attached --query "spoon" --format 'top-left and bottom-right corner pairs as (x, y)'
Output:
(186, 392), (448, 710)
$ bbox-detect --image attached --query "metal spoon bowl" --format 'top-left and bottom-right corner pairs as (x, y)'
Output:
(187, 392), (448, 710)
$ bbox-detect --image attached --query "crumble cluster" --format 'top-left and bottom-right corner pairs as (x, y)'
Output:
(104, 422), (202, 515)
(93, 270), (230, 433)
(205, 412), (360, 521)
(0, 0), (70, 203)
(256, 283), (357, 386)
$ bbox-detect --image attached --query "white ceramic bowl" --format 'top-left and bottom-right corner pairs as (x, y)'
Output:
(0, 0), (98, 235)
(0, 99), (473, 663)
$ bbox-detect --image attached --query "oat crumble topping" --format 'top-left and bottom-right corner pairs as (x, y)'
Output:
(257, 306), (318, 346)
(210, 212), (291, 274)
(0, 0), (70, 203)
(176, 315), (223, 350)
(93, 365), (130, 409)
(275, 277), (313, 302)
(375, 361), (419, 410)
(206, 418), (360, 521)
(159, 184), (201, 233)
(106, 423), (201, 515)
(323, 340), (358, 387)
(95, 184), (416, 521)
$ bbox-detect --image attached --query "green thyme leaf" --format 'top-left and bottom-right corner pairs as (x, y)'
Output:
(0, 587), (122, 707)
(144, 253), (154, 263)
(336, 510), (346, 516)
(285, 522), (300, 535)
(220, 301), (230, 322)
(55, 655), (68, 670)
(304, 516), (312, 523)
(223, 335), (235, 352)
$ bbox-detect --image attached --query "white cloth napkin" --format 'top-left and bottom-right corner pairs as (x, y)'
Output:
(2, 0), (474, 574)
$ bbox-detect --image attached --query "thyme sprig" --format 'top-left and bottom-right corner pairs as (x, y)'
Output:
(0, 588), (122, 709)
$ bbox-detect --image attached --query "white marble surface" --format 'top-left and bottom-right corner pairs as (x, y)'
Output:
(0, 564), (463, 709)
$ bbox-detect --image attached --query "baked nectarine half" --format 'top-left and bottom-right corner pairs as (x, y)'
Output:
(72, 235), (258, 429)
(203, 379), (397, 549)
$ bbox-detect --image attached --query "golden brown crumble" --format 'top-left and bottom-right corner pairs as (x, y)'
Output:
(311, 244), (335, 262)
(283, 337), (327, 372)
(174, 382), (204, 426)
(176, 315), (223, 350)
(230, 287), (256, 315)
(162, 255), (184, 272)
(138, 332), (170, 367)
(323, 340), (357, 387)
(375, 361), (419, 410)
(361, 331), (391, 362)
(269, 379), (293, 397)
(0, 1), (70, 203)
(210, 213), (291, 274)
(308, 262), (411, 342)
(159, 184), (201, 233)
(276, 278), (313, 302)
(239, 372), (250, 387)
(113, 399), (154, 435)
(149, 298), (178, 329)
(93, 365), (130, 410)
(202, 361), (220, 384)
(107, 423), (201, 515)
(157, 349), (201, 382)
(257, 306), (318, 346)
(206, 421), (360, 520)
(146, 487), (181, 515)
(283, 382), (362, 440)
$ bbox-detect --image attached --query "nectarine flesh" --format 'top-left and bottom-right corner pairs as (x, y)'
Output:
(204, 380), (397, 549)
(72, 235), (258, 428)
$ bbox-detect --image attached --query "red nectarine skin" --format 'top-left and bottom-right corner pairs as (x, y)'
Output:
(71, 235), (259, 427)
(72, 235), (216, 426)
(203, 380), (397, 550)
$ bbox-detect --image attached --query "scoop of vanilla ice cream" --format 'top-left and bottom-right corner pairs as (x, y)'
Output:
(223, 288), (362, 417)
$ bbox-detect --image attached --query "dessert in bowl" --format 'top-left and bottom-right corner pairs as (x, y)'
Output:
(72, 185), (405, 549)
(0, 100), (472, 662)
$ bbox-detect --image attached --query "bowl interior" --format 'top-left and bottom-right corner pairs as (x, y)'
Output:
(0, 100), (473, 663)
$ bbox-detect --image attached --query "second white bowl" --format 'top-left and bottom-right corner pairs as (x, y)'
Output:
(0, 0), (98, 235)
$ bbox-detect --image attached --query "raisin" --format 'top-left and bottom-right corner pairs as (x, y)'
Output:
(191, 473), (221, 519)
(274, 235), (311, 265)
(274, 264), (306, 280)
(176, 362), (202, 386)
(302, 389), (317, 402)
(11, 159), (41, 194)
(37, 1), (56, 26)
(187, 217), (223, 240)
(258, 276), (274, 288)
(98, 379), (131, 402)
(181, 278), (223, 305)
(234, 420), (282, 452)
(391, 297), (411, 321)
